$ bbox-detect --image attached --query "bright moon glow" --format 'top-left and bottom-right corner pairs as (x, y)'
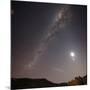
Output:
(70, 52), (75, 57)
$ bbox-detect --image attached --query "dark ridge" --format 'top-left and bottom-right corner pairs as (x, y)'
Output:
(11, 75), (87, 89)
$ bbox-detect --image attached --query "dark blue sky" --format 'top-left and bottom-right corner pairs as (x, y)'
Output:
(11, 1), (87, 83)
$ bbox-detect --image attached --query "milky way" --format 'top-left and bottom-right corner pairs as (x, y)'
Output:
(29, 5), (72, 68)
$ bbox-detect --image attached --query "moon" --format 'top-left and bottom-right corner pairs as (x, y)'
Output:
(70, 52), (75, 57)
(70, 52), (75, 61)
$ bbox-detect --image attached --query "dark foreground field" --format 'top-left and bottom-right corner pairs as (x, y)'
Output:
(11, 75), (87, 89)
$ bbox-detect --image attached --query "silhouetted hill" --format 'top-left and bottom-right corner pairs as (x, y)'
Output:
(11, 78), (68, 89)
(11, 75), (87, 89)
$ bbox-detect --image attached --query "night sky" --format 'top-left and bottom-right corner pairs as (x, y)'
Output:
(11, 1), (87, 83)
